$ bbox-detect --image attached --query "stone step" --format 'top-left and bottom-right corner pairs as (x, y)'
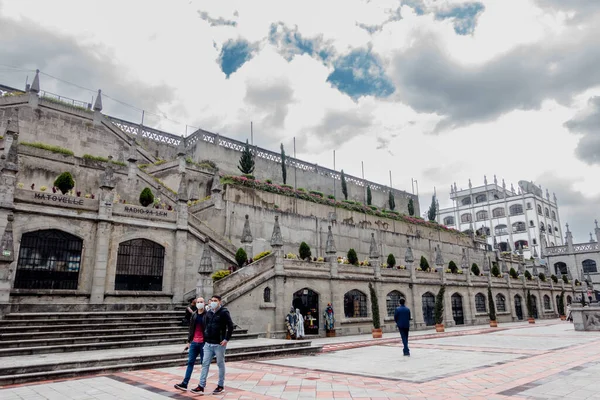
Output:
(0, 326), (188, 340)
(0, 323), (248, 335)
(0, 316), (183, 326)
(3, 311), (183, 320)
(0, 332), (188, 348)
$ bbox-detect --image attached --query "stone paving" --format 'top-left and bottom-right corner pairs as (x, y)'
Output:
(2, 320), (600, 399)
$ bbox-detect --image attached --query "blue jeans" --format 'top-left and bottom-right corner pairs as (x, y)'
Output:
(399, 328), (410, 355)
(182, 341), (204, 386)
(199, 343), (226, 388)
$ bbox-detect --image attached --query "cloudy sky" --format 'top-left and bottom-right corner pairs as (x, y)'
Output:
(1, 0), (599, 242)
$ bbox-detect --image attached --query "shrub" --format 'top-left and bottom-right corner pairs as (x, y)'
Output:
(558, 290), (565, 316)
(243, 174), (255, 180)
(347, 248), (358, 265)
(509, 268), (519, 279)
(491, 265), (501, 278)
(237, 139), (255, 174)
(387, 254), (396, 269)
(471, 263), (480, 276)
(327, 194), (335, 200)
(20, 141), (74, 156)
(139, 187), (154, 207)
(211, 270), (231, 282)
(562, 274), (568, 283)
(420, 256), (430, 270)
(53, 172), (75, 195)
(524, 270), (532, 280)
(408, 198), (415, 216)
(538, 272), (546, 282)
(526, 290), (534, 318)
(299, 242), (312, 260)
(575, 279), (581, 286)
(434, 285), (445, 325)
(551, 274), (558, 284)
(368, 205), (377, 211)
(265, 179), (272, 184)
(282, 184), (293, 190)
(235, 248), (248, 268)
(488, 286), (496, 321)
(253, 250), (272, 262)
(367, 186), (372, 205)
(309, 190), (323, 197)
(341, 169), (348, 200)
(369, 282), (381, 329)
(297, 187), (306, 192)
(448, 261), (458, 274)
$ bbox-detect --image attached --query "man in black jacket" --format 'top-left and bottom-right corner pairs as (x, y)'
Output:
(194, 295), (234, 395)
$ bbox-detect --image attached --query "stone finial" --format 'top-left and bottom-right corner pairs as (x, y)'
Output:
(177, 136), (186, 157)
(494, 175), (497, 185)
(0, 214), (15, 262)
(435, 245), (444, 266)
(450, 185), (453, 194)
(502, 179), (506, 189)
(484, 175), (488, 185)
(566, 223), (571, 233)
(3, 134), (19, 173)
(404, 239), (414, 263)
(325, 226), (336, 255)
(553, 192), (557, 203)
(99, 156), (116, 189)
(30, 69), (40, 93)
(198, 239), (213, 273)
(468, 178), (472, 189)
(506, 241), (512, 252)
(177, 174), (189, 202)
(453, 182), (457, 192)
(368, 232), (379, 259)
(93, 90), (103, 112)
(590, 233), (594, 243)
(460, 248), (468, 269)
(533, 246), (538, 258)
(518, 243), (524, 255)
(510, 183), (515, 193)
(546, 188), (550, 200)
(270, 215), (283, 248)
(211, 171), (222, 193)
(241, 214), (253, 243)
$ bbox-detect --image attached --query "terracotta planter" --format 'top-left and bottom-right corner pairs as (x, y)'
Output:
(490, 320), (498, 328)
(560, 315), (566, 321)
(372, 328), (382, 338)
(435, 324), (445, 333)
(528, 318), (535, 324)
(326, 330), (336, 337)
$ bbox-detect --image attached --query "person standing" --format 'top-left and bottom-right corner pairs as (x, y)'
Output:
(182, 298), (197, 326)
(195, 295), (234, 395)
(394, 298), (411, 356)
(174, 297), (206, 391)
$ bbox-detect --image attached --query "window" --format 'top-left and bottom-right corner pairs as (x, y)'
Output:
(461, 213), (472, 223)
(422, 292), (436, 326)
(540, 222), (545, 232)
(551, 211), (556, 220)
(477, 227), (490, 236)
(443, 216), (455, 226)
(583, 260), (597, 273)
(386, 290), (406, 316)
(515, 240), (528, 249)
(344, 290), (367, 318)
(512, 221), (526, 233)
(526, 202), (532, 209)
(476, 210), (488, 221)
(498, 242), (509, 252)
(509, 204), (523, 216)
(495, 224), (508, 235)
(537, 204), (542, 215)
(554, 226), (559, 233)
(544, 295), (551, 310)
(529, 220), (535, 227)
(496, 294), (506, 312)
(263, 287), (271, 303)
(14, 229), (83, 290)
(548, 225), (553, 234)
(545, 208), (550, 217)
(461, 197), (472, 205)
(554, 262), (568, 276)
(533, 238), (537, 245)
(475, 293), (487, 313)
(492, 208), (505, 218)
(475, 194), (487, 203)
(115, 239), (165, 291)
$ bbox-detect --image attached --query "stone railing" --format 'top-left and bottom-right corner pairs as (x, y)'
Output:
(545, 245), (568, 255)
(107, 116), (183, 147)
(573, 243), (600, 253)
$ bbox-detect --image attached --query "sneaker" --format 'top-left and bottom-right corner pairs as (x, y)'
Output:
(174, 383), (187, 391)
(190, 386), (204, 394)
(212, 386), (225, 394)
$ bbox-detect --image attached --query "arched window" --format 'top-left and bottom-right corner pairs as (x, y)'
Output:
(443, 216), (455, 226)
(515, 295), (523, 320)
(512, 221), (526, 233)
(529, 220), (535, 227)
(496, 294), (506, 312)
(537, 204), (543, 215)
(514, 240), (528, 249)
(495, 224), (508, 235)
(543, 295), (551, 310)
(422, 292), (435, 326)
(461, 197), (472, 205)
(115, 239), (165, 291)
(509, 204), (523, 216)
(344, 290), (367, 318)
(461, 213), (472, 223)
(554, 226), (559, 233)
(475, 194), (487, 203)
(475, 293), (487, 313)
(548, 225), (553, 234)
(583, 260), (597, 273)
(526, 202), (532, 210)
(554, 262), (568, 276)
(492, 208), (505, 218)
(476, 210), (488, 221)
(545, 207), (550, 217)
(551, 211), (556, 220)
(386, 290), (406, 316)
(498, 242), (509, 252)
(263, 287), (271, 303)
(15, 229), (83, 290)
(540, 222), (545, 232)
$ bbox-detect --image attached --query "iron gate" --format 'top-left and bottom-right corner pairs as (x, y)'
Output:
(115, 239), (165, 291)
(451, 294), (464, 325)
(422, 293), (435, 326)
(293, 288), (319, 335)
(515, 295), (523, 320)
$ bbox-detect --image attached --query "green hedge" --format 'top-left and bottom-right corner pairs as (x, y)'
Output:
(21, 142), (74, 156)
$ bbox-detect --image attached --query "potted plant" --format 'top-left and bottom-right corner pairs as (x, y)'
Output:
(471, 263), (480, 276)
(368, 283), (382, 338)
(434, 285), (446, 332)
(299, 242), (311, 261)
(558, 290), (566, 320)
(488, 286), (497, 327)
(526, 290), (535, 324)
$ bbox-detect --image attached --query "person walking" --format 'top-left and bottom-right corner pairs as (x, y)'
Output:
(394, 298), (411, 356)
(195, 295), (234, 395)
(174, 297), (206, 391)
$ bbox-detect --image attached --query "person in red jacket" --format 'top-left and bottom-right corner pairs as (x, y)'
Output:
(174, 297), (206, 391)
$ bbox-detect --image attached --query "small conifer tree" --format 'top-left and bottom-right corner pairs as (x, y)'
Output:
(471, 263), (480, 276)
(235, 248), (248, 268)
(387, 253), (396, 268)
(367, 186), (372, 205)
(238, 139), (255, 174)
(341, 169), (348, 200)
(427, 195), (437, 221)
(420, 256), (430, 270)
(388, 191), (395, 210)
(488, 286), (496, 321)
(139, 187), (154, 207)
(280, 143), (287, 184)
(408, 198), (415, 216)
(434, 285), (445, 325)
(347, 248), (358, 265)
(369, 282), (381, 329)
(54, 172), (75, 195)
(299, 242), (311, 260)
(448, 260), (458, 273)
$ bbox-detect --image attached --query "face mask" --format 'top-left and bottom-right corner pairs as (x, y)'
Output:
(197, 303), (204, 309)
(210, 301), (219, 310)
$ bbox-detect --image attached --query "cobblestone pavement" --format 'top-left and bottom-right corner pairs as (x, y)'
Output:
(2, 320), (600, 399)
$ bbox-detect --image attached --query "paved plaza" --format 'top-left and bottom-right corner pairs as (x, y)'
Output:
(2, 321), (600, 399)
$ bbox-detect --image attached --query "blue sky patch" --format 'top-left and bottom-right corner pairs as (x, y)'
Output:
(269, 22), (333, 62)
(219, 39), (254, 78)
(326, 49), (395, 100)
(435, 2), (485, 35)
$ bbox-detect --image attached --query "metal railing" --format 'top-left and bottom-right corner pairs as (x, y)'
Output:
(108, 116), (183, 146)
(40, 90), (91, 110)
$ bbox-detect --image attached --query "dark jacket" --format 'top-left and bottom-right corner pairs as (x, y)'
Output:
(394, 305), (411, 329)
(187, 310), (206, 343)
(203, 306), (234, 344)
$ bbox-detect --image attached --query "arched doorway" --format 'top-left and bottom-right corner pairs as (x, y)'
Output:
(115, 239), (165, 291)
(554, 262), (568, 276)
(422, 292), (435, 326)
(531, 295), (539, 319)
(293, 288), (319, 335)
(451, 293), (464, 325)
(514, 295), (523, 320)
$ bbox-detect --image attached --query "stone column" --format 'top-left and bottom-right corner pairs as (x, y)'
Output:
(126, 139), (138, 183)
(211, 171), (224, 210)
(436, 245), (446, 284)
(173, 174), (189, 303)
(241, 215), (253, 260)
(405, 240), (420, 329)
(197, 239), (214, 299)
(177, 138), (186, 173)
(461, 248), (471, 285)
(28, 70), (40, 109)
(271, 216), (287, 334)
(326, 226), (338, 278)
(0, 214), (15, 306)
(369, 232), (381, 279)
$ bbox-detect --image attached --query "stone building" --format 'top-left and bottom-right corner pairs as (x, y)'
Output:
(0, 76), (572, 336)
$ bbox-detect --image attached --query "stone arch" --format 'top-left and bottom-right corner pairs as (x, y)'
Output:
(386, 290), (406, 316)
(293, 288), (320, 335)
(496, 293), (506, 312)
(583, 259), (597, 273)
(344, 289), (367, 318)
(451, 293), (464, 325)
(422, 292), (435, 326)
(115, 238), (165, 291)
(475, 292), (486, 313)
(263, 287), (271, 303)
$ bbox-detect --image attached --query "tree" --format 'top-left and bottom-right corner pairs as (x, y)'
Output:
(280, 143), (287, 184)
(54, 172), (75, 195)
(551, 274), (558, 284)
(368, 283), (381, 329)
(408, 198), (415, 216)
(427, 195), (437, 221)
(238, 139), (255, 174)
(366, 186), (372, 205)
(341, 169), (348, 200)
(347, 248), (358, 265)
(524, 270), (532, 280)
(235, 248), (248, 269)
(558, 290), (565, 316)
(420, 256), (430, 271)
(538, 272), (546, 282)
(526, 290), (534, 319)
(139, 187), (154, 207)
(471, 263), (480, 276)
(387, 253), (396, 268)
(491, 265), (501, 277)
(488, 286), (496, 322)
(299, 242), (311, 260)
(509, 267), (519, 279)
(388, 191), (395, 210)
(434, 285), (445, 325)
(562, 274), (569, 283)
(448, 260), (458, 273)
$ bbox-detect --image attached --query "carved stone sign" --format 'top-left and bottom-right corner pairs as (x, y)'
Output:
(34, 192), (85, 206)
(112, 203), (177, 222)
(15, 189), (99, 211)
(123, 206), (169, 218)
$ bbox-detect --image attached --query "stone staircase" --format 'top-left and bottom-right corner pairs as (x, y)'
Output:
(0, 310), (321, 386)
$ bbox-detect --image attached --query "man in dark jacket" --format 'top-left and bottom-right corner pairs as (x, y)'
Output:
(394, 298), (411, 356)
(195, 295), (234, 395)
(174, 297), (206, 391)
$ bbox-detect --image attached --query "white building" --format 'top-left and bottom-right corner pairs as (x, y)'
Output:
(437, 177), (564, 260)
